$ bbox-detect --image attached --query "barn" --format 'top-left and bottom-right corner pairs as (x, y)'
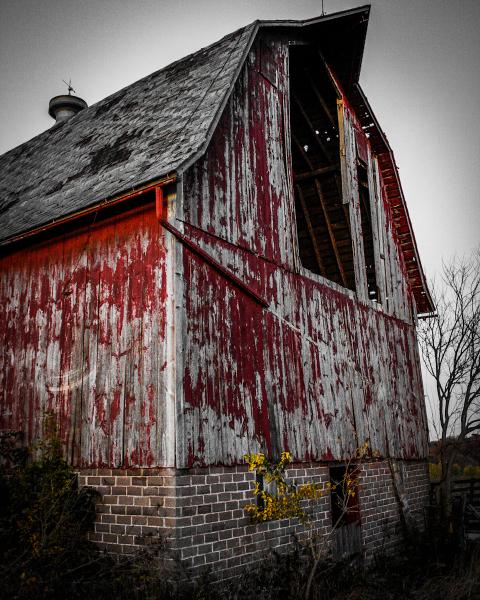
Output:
(0, 5), (434, 579)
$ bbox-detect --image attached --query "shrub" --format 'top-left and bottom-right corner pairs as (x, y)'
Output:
(0, 416), (102, 598)
(0, 416), (185, 600)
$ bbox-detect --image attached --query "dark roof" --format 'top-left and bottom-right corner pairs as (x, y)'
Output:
(0, 23), (256, 242)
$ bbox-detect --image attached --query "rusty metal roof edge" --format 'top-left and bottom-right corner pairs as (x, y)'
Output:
(254, 4), (370, 28)
(0, 172), (177, 248)
(354, 83), (435, 314)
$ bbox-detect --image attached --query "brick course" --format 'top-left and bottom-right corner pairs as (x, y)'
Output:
(78, 460), (429, 578)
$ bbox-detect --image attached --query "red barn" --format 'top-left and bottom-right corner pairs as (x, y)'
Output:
(0, 6), (434, 578)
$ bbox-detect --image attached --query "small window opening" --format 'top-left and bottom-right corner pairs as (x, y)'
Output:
(289, 46), (356, 291)
(255, 471), (278, 509)
(357, 160), (379, 302)
(329, 465), (360, 528)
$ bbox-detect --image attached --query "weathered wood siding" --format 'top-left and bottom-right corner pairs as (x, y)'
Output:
(339, 100), (412, 320)
(178, 38), (428, 467)
(0, 204), (175, 467)
(0, 35), (428, 472)
(182, 38), (295, 271)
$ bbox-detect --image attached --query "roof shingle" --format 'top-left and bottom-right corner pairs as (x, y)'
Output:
(0, 23), (255, 242)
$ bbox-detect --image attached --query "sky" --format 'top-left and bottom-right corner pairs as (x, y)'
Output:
(0, 0), (479, 433)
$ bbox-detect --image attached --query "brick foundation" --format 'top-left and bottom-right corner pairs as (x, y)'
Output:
(174, 464), (331, 580)
(77, 468), (177, 555)
(359, 461), (430, 561)
(79, 460), (429, 580)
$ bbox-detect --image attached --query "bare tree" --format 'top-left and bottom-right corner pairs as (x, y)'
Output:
(418, 249), (480, 516)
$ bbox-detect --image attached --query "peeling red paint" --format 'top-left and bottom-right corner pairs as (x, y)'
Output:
(0, 35), (429, 473)
(179, 37), (429, 468)
(322, 448), (335, 461)
(0, 203), (169, 468)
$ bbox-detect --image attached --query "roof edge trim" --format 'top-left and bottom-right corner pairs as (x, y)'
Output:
(355, 83), (434, 315)
(178, 22), (261, 174)
(0, 173), (177, 248)
(257, 4), (370, 28)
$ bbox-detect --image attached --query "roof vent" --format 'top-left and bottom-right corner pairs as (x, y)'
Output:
(48, 94), (87, 124)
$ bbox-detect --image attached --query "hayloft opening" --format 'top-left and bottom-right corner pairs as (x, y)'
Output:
(289, 46), (355, 291)
(357, 160), (379, 301)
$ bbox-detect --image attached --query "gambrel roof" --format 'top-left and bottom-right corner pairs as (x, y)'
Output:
(0, 5), (433, 313)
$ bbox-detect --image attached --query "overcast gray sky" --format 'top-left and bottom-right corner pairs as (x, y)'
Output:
(1, 0), (479, 280)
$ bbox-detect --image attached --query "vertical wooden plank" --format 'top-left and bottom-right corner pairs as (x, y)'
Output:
(80, 223), (101, 466)
(123, 211), (149, 466)
(163, 186), (178, 467)
(108, 219), (127, 467)
(29, 246), (48, 445)
(61, 231), (88, 464)
(371, 157), (387, 308)
(338, 100), (368, 300)
(366, 150), (384, 305)
(379, 182), (395, 315)
(41, 236), (66, 443)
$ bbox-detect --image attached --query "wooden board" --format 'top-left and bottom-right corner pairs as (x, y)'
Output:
(0, 203), (173, 467)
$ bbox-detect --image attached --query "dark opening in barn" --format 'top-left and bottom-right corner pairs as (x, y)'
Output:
(357, 159), (379, 302)
(329, 465), (360, 527)
(329, 465), (362, 556)
(289, 45), (355, 291)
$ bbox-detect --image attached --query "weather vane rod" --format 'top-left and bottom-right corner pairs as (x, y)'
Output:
(62, 78), (76, 95)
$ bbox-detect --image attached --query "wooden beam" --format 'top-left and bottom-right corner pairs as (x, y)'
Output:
(294, 163), (340, 183)
(305, 70), (337, 127)
(295, 184), (326, 277)
(334, 170), (353, 233)
(292, 92), (331, 161)
(313, 178), (348, 288)
(159, 218), (269, 309)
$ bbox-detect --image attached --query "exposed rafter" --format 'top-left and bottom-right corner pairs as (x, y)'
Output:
(314, 178), (348, 287)
(295, 184), (327, 276)
(294, 163), (340, 182)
